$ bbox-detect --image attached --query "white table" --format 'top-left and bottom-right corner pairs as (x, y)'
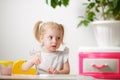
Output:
(0, 74), (94, 80)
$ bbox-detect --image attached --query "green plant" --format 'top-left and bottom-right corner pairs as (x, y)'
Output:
(45, 0), (120, 27)
(77, 0), (120, 27)
(46, 0), (69, 8)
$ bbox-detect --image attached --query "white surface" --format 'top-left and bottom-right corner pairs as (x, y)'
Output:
(79, 47), (120, 52)
(0, 74), (94, 80)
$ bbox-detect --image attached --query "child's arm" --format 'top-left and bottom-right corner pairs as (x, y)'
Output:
(57, 60), (70, 74)
(58, 47), (70, 74)
(48, 60), (70, 74)
(22, 54), (41, 71)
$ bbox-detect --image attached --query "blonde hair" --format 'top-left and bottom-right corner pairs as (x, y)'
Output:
(33, 21), (64, 43)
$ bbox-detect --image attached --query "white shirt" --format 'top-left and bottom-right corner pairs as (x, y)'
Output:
(36, 47), (69, 74)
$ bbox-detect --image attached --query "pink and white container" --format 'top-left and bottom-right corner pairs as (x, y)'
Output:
(78, 47), (120, 79)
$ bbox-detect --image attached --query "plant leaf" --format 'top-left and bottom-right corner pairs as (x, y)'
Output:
(87, 2), (95, 9)
(95, 0), (100, 3)
(58, 1), (62, 6)
(51, 0), (57, 8)
(77, 20), (89, 27)
(87, 11), (95, 21)
(95, 4), (100, 12)
(61, 0), (69, 7)
(46, 0), (48, 4)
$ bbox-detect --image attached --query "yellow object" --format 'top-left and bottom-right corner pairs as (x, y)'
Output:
(12, 60), (36, 75)
(0, 60), (13, 67)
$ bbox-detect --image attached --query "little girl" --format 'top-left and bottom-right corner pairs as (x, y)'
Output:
(22, 21), (70, 74)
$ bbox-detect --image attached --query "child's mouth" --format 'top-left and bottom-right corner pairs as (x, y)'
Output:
(52, 45), (56, 48)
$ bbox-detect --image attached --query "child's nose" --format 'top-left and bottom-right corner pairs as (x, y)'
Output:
(52, 38), (57, 43)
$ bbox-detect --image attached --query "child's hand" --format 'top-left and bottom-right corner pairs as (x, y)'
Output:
(47, 68), (59, 74)
(30, 54), (41, 65)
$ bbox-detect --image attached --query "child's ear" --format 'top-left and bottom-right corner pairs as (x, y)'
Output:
(39, 36), (44, 46)
(39, 35), (43, 42)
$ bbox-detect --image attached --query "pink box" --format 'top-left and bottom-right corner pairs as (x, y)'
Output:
(79, 52), (120, 79)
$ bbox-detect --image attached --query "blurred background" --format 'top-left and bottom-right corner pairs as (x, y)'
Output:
(0, 0), (97, 74)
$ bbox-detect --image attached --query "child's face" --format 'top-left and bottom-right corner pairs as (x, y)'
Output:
(41, 28), (63, 53)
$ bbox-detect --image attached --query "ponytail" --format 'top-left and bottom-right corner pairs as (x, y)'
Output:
(33, 21), (43, 42)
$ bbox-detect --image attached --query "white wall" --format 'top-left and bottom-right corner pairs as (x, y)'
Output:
(0, 0), (97, 74)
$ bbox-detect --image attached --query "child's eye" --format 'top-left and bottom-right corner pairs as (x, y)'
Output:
(57, 37), (61, 40)
(49, 36), (53, 39)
